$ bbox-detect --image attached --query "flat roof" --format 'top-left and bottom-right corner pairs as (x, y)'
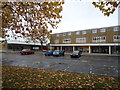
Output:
(51, 25), (120, 34)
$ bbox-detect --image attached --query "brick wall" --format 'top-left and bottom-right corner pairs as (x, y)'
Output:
(50, 26), (120, 44)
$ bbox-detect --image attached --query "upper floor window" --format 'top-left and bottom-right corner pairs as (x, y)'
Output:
(54, 39), (59, 43)
(92, 36), (106, 42)
(68, 32), (71, 35)
(76, 31), (80, 35)
(82, 31), (86, 34)
(92, 29), (97, 33)
(63, 38), (71, 43)
(113, 35), (120, 42)
(101, 36), (106, 40)
(63, 33), (66, 36)
(113, 27), (119, 31)
(76, 38), (86, 43)
(100, 28), (106, 32)
(56, 34), (59, 37)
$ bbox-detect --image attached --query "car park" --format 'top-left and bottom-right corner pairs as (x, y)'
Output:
(44, 50), (53, 56)
(53, 50), (64, 56)
(20, 49), (34, 55)
(70, 50), (82, 58)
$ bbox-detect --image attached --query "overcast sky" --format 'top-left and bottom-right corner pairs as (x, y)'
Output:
(52, 1), (118, 34)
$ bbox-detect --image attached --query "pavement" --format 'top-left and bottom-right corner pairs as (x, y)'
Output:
(1, 51), (120, 77)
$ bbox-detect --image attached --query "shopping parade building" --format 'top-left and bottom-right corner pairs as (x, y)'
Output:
(50, 25), (120, 55)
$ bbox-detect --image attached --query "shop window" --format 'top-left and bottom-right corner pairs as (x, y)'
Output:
(8, 46), (12, 49)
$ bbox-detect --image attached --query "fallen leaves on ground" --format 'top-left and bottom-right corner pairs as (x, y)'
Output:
(2, 65), (120, 89)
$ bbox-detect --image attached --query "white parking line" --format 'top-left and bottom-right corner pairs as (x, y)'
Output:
(63, 65), (72, 71)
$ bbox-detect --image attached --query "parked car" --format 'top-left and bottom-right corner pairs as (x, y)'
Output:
(53, 50), (64, 56)
(70, 50), (82, 58)
(44, 50), (53, 56)
(20, 49), (34, 55)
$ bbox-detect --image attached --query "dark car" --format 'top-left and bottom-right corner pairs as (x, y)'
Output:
(53, 50), (64, 56)
(44, 50), (53, 56)
(70, 50), (82, 58)
(20, 49), (34, 55)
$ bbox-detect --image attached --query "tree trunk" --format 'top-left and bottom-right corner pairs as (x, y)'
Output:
(40, 41), (43, 51)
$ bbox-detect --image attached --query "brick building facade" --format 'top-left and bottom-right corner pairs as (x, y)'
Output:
(50, 26), (120, 54)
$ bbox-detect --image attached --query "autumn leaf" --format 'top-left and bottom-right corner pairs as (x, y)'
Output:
(92, 1), (119, 16)
(1, 2), (64, 50)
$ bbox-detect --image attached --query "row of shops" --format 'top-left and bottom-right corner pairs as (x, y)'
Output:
(8, 44), (41, 51)
(0, 40), (48, 52)
(0, 39), (119, 55)
(6, 44), (120, 54)
(50, 43), (120, 54)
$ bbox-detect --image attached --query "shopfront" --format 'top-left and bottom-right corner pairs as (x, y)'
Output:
(91, 46), (109, 54)
(50, 43), (119, 55)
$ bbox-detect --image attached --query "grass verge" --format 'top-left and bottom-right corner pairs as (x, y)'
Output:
(2, 65), (120, 89)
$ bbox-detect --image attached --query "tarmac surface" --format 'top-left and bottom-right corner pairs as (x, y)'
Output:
(1, 52), (120, 77)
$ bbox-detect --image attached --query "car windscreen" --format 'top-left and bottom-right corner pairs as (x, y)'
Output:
(48, 50), (52, 52)
(73, 51), (79, 54)
(54, 50), (60, 52)
(22, 49), (30, 51)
